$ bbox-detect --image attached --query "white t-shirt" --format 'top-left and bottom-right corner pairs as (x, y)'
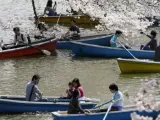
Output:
(14, 34), (28, 45)
(112, 91), (124, 107)
(25, 81), (41, 101)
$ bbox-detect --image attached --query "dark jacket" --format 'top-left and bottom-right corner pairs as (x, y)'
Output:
(67, 98), (84, 114)
(146, 35), (157, 50)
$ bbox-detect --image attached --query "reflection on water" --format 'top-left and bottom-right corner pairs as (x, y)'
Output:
(0, 50), (160, 120)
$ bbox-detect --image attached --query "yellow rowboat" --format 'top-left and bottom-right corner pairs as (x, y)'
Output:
(117, 58), (160, 73)
(39, 15), (98, 27)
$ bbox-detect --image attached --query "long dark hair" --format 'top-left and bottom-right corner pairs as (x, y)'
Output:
(72, 90), (79, 98)
(72, 78), (81, 87)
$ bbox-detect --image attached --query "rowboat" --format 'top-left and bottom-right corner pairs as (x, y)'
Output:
(117, 58), (160, 73)
(52, 106), (159, 120)
(57, 34), (113, 49)
(0, 95), (98, 113)
(70, 42), (155, 59)
(39, 15), (98, 26)
(0, 37), (57, 59)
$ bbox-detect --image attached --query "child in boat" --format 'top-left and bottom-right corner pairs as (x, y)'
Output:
(66, 82), (74, 99)
(67, 90), (90, 114)
(72, 78), (85, 101)
(140, 30), (157, 51)
(110, 30), (122, 47)
(60, 82), (74, 99)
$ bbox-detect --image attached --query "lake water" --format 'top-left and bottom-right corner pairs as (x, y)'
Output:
(0, 50), (160, 120)
(0, 0), (160, 120)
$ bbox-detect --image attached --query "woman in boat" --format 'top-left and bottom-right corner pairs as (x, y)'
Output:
(26, 74), (43, 101)
(110, 30), (122, 47)
(67, 90), (90, 114)
(72, 78), (85, 101)
(44, 0), (57, 16)
(65, 20), (80, 40)
(140, 30), (157, 51)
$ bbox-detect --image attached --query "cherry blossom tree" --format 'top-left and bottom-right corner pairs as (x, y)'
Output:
(66, 0), (160, 35)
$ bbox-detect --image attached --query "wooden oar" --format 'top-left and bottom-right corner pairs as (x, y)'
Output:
(118, 42), (138, 59)
(18, 36), (51, 56)
(93, 100), (111, 109)
(48, 98), (100, 103)
(102, 102), (113, 120)
(27, 36), (51, 56)
(29, 44), (51, 56)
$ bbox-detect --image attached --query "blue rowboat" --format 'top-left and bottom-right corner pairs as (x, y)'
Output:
(56, 34), (113, 49)
(52, 106), (159, 120)
(0, 95), (98, 113)
(70, 42), (155, 59)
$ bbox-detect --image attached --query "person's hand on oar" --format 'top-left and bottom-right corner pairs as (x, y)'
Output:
(140, 30), (158, 51)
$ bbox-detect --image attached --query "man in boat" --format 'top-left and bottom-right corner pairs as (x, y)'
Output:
(65, 20), (80, 40)
(13, 27), (28, 46)
(26, 74), (42, 101)
(44, 0), (57, 16)
(140, 30), (157, 51)
(110, 30), (123, 47)
(99, 83), (124, 112)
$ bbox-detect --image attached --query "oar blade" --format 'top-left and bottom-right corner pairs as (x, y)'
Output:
(41, 50), (51, 56)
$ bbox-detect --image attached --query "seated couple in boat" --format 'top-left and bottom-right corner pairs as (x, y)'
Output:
(44, 0), (57, 16)
(25, 74), (43, 101)
(0, 27), (31, 50)
(63, 20), (80, 40)
(140, 30), (157, 51)
(110, 30), (131, 49)
(62, 78), (85, 101)
(67, 83), (124, 114)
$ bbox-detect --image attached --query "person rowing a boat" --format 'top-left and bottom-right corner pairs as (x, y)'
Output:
(140, 30), (157, 51)
(26, 74), (42, 101)
(65, 20), (80, 40)
(99, 83), (124, 112)
(44, 0), (57, 16)
(110, 30), (123, 47)
(13, 27), (28, 46)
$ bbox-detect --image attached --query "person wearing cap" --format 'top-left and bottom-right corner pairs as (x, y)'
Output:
(140, 30), (157, 51)
(25, 74), (42, 101)
(65, 20), (80, 40)
(13, 27), (28, 46)
(110, 30), (123, 47)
